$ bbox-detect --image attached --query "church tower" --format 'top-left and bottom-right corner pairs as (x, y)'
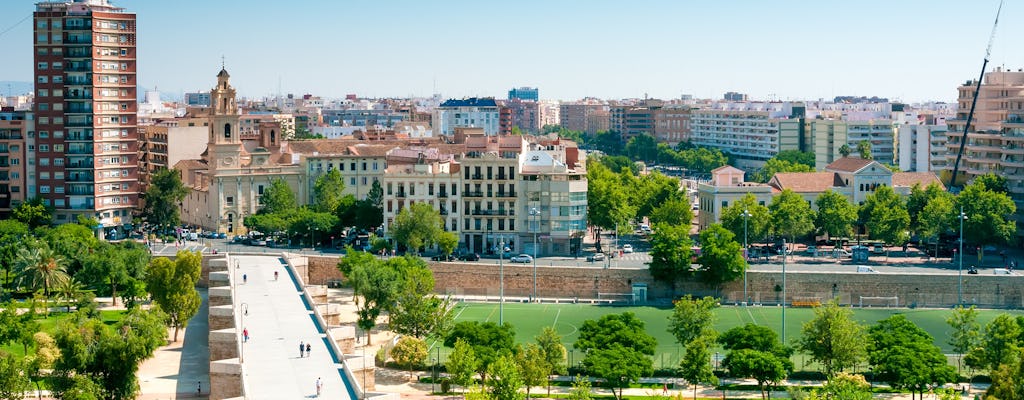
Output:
(208, 67), (243, 169)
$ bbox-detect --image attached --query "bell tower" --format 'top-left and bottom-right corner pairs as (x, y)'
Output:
(207, 66), (243, 169)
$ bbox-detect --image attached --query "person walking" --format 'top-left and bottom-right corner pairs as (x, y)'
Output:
(315, 377), (322, 397)
(299, 341), (305, 358)
(306, 343), (312, 358)
(242, 273), (247, 284)
(243, 328), (249, 342)
(274, 270), (279, 281)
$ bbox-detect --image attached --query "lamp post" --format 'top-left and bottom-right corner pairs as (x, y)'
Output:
(781, 238), (787, 344)
(531, 207), (539, 303)
(499, 236), (505, 324)
(741, 209), (752, 305)
(431, 357), (437, 394)
(240, 302), (248, 362)
(958, 206), (968, 305)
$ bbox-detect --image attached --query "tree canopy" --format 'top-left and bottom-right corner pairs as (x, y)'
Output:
(867, 315), (956, 398)
(719, 193), (771, 247)
(259, 178), (297, 215)
(860, 186), (910, 246)
(696, 224), (746, 286)
(769, 189), (815, 246)
(814, 190), (858, 242)
(391, 202), (445, 253)
(574, 312), (656, 400)
(796, 300), (867, 378)
(142, 168), (190, 230)
(145, 250), (202, 342)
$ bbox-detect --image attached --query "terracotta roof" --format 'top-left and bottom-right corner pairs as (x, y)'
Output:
(769, 172), (843, 193)
(892, 172), (944, 189)
(287, 140), (398, 157)
(174, 158), (208, 172)
(825, 157), (875, 173)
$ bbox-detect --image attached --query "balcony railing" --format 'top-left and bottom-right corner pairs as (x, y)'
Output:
(471, 209), (510, 216)
(438, 192), (449, 198)
(395, 191), (407, 198)
(495, 191), (517, 198)
(471, 174), (484, 179)
(464, 191), (484, 198)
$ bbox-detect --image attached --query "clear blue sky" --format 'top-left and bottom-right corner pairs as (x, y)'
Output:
(0, 0), (1020, 102)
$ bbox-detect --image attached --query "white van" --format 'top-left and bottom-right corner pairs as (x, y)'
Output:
(856, 266), (878, 273)
(993, 268), (1015, 275)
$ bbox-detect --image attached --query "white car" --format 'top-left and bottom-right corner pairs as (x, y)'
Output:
(510, 254), (533, 263)
(622, 244), (634, 253)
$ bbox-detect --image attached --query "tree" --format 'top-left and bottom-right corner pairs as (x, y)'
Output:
(905, 183), (947, 232)
(719, 324), (793, 367)
(348, 256), (399, 344)
(769, 189), (815, 247)
(973, 172), (1008, 193)
(774, 150), (816, 168)
(535, 327), (566, 396)
(647, 223), (693, 291)
(312, 169), (346, 214)
(625, 134), (659, 163)
(487, 354), (524, 400)
(145, 250), (202, 342)
(286, 208), (338, 247)
(0, 353), (32, 400)
(259, 178), (297, 215)
(987, 348), (1024, 400)
(0, 220), (30, 295)
(445, 321), (517, 376)
(697, 224), (746, 286)
(814, 190), (857, 245)
(142, 169), (190, 230)
(965, 313), (1022, 373)
(388, 257), (452, 339)
(633, 172), (685, 222)
(391, 336), (428, 380)
(76, 241), (147, 307)
(800, 372), (872, 400)
(567, 375), (594, 400)
(752, 158), (814, 183)
(796, 300), (867, 378)
(946, 305), (980, 375)
(668, 295), (719, 345)
(723, 349), (787, 400)
(446, 338), (480, 393)
(391, 203), (444, 253)
(436, 231), (459, 260)
(648, 197), (693, 226)
(719, 193), (771, 247)
(860, 186), (910, 246)
(586, 161), (636, 250)
(917, 194), (954, 258)
(515, 344), (549, 399)
(678, 335), (717, 400)
(856, 140), (872, 159)
(956, 180), (1017, 248)
(27, 331), (61, 399)
(12, 197), (52, 228)
(13, 243), (68, 300)
(838, 144), (852, 158)
(56, 277), (88, 313)
(53, 307), (167, 400)
(574, 312), (656, 400)
(867, 315), (955, 399)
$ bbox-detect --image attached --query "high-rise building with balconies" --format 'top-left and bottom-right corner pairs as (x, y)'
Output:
(33, 0), (138, 233)
(945, 67), (1024, 243)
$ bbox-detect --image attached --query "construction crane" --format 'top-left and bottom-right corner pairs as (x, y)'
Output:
(949, 0), (1004, 191)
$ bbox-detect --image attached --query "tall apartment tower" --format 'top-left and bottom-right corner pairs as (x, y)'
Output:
(33, 0), (138, 232)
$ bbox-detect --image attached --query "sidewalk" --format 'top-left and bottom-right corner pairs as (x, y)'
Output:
(136, 290), (210, 399)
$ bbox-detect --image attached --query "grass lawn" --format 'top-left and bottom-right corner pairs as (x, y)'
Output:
(436, 302), (1023, 370)
(0, 309), (126, 357)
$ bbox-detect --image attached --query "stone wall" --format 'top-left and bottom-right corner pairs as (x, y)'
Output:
(305, 255), (1024, 308)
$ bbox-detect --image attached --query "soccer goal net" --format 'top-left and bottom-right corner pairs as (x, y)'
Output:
(859, 296), (899, 308)
(597, 292), (636, 304)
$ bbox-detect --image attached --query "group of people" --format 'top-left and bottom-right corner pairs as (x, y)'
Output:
(298, 341), (312, 358)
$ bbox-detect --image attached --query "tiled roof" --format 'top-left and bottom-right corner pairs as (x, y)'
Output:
(825, 157), (875, 173)
(174, 158), (208, 172)
(892, 172), (944, 189)
(769, 172), (843, 193)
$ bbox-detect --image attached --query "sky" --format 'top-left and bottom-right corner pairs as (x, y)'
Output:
(0, 0), (1021, 103)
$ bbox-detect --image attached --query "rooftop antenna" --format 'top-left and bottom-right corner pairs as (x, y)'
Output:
(221, 54), (225, 70)
(949, 0), (1003, 191)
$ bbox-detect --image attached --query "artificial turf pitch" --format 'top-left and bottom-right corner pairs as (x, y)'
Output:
(437, 302), (1022, 369)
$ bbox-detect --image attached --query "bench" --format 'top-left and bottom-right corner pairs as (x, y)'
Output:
(792, 300), (821, 308)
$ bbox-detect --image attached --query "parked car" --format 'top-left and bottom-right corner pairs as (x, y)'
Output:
(805, 245), (817, 256)
(622, 244), (634, 253)
(832, 249), (852, 258)
(457, 253), (480, 262)
(587, 253), (606, 262)
(968, 266), (979, 274)
(856, 265), (878, 273)
(872, 244), (886, 254)
(217, 233), (227, 239)
(431, 254), (453, 262)
(510, 254), (533, 263)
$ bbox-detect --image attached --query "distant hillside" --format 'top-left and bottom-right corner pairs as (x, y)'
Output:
(0, 81), (33, 96)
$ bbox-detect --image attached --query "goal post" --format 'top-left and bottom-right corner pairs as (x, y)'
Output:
(859, 296), (899, 308)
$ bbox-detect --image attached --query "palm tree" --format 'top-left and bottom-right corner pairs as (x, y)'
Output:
(56, 277), (88, 313)
(13, 244), (69, 310)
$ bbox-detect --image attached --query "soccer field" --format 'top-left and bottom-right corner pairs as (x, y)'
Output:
(436, 302), (1023, 370)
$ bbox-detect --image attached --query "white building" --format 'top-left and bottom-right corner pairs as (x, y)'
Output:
(898, 124), (948, 172)
(433, 98), (500, 135)
(689, 102), (802, 168)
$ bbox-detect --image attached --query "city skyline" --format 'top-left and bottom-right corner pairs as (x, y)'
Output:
(1, 0), (1021, 102)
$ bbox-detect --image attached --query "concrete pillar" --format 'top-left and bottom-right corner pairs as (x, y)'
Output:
(315, 303), (341, 325)
(209, 258), (229, 272)
(209, 286), (233, 307)
(307, 285), (327, 304)
(209, 328), (239, 361)
(329, 325), (356, 354)
(210, 270), (231, 288)
(209, 305), (235, 331)
(348, 354), (376, 392)
(209, 358), (243, 400)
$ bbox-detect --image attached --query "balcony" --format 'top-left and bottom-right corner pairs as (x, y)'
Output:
(464, 191), (484, 198)
(440, 209), (449, 216)
(438, 192), (449, 198)
(495, 191), (517, 198)
(66, 175), (94, 182)
(470, 174), (484, 180)
(395, 191), (407, 198)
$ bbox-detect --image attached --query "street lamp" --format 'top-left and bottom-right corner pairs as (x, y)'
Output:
(741, 209), (752, 305)
(240, 302), (248, 362)
(530, 207), (539, 303)
(958, 206), (968, 306)
(499, 236), (505, 324)
(781, 238), (787, 344)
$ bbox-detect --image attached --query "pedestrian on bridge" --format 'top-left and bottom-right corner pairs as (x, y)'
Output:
(306, 343), (312, 358)
(299, 341), (305, 358)
(315, 377), (322, 397)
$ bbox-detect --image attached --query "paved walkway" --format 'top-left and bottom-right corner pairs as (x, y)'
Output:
(235, 255), (353, 400)
(137, 289), (211, 399)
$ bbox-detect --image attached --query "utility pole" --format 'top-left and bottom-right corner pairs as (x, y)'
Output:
(742, 209), (751, 305)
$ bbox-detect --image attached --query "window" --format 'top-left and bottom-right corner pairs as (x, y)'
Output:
(38, 104), (49, 111)
(223, 123), (231, 138)
(40, 186), (50, 193)
(37, 76), (48, 83)
(361, 162), (367, 171)
(225, 196), (234, 206)
(52, 76), (62, 83)
(36, 33), (47, 44)
(39, 144), (49, 152)
(39, 158), (49, 166)
(361, 177), (367, 185)
(120, 48), (127, 56)
(350, 178), (356, 185)
(258, 185), (264, 195)
(37, 62), (48, 70)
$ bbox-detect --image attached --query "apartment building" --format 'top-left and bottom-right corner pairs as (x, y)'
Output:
(519, 138), (588, 256)
(137, 117), (207, 193)
(696, 166), (773, 230)
(508, 87), (539, 101)
(945, 67), (1024, 242)
(291, 140), (394, 201)
(0, 109), (30, 216)
(34, 0), (139, 232)
(538, 100), (560, 129)
(504, 99), (540, 134)
(898, 124), (948, 172)
(654, 104), (694, 146)
(433, 98), (500, 135)
(381, 147), (462, 236)
(559, 100), (609, 134)
(690, 102), (803, 168)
